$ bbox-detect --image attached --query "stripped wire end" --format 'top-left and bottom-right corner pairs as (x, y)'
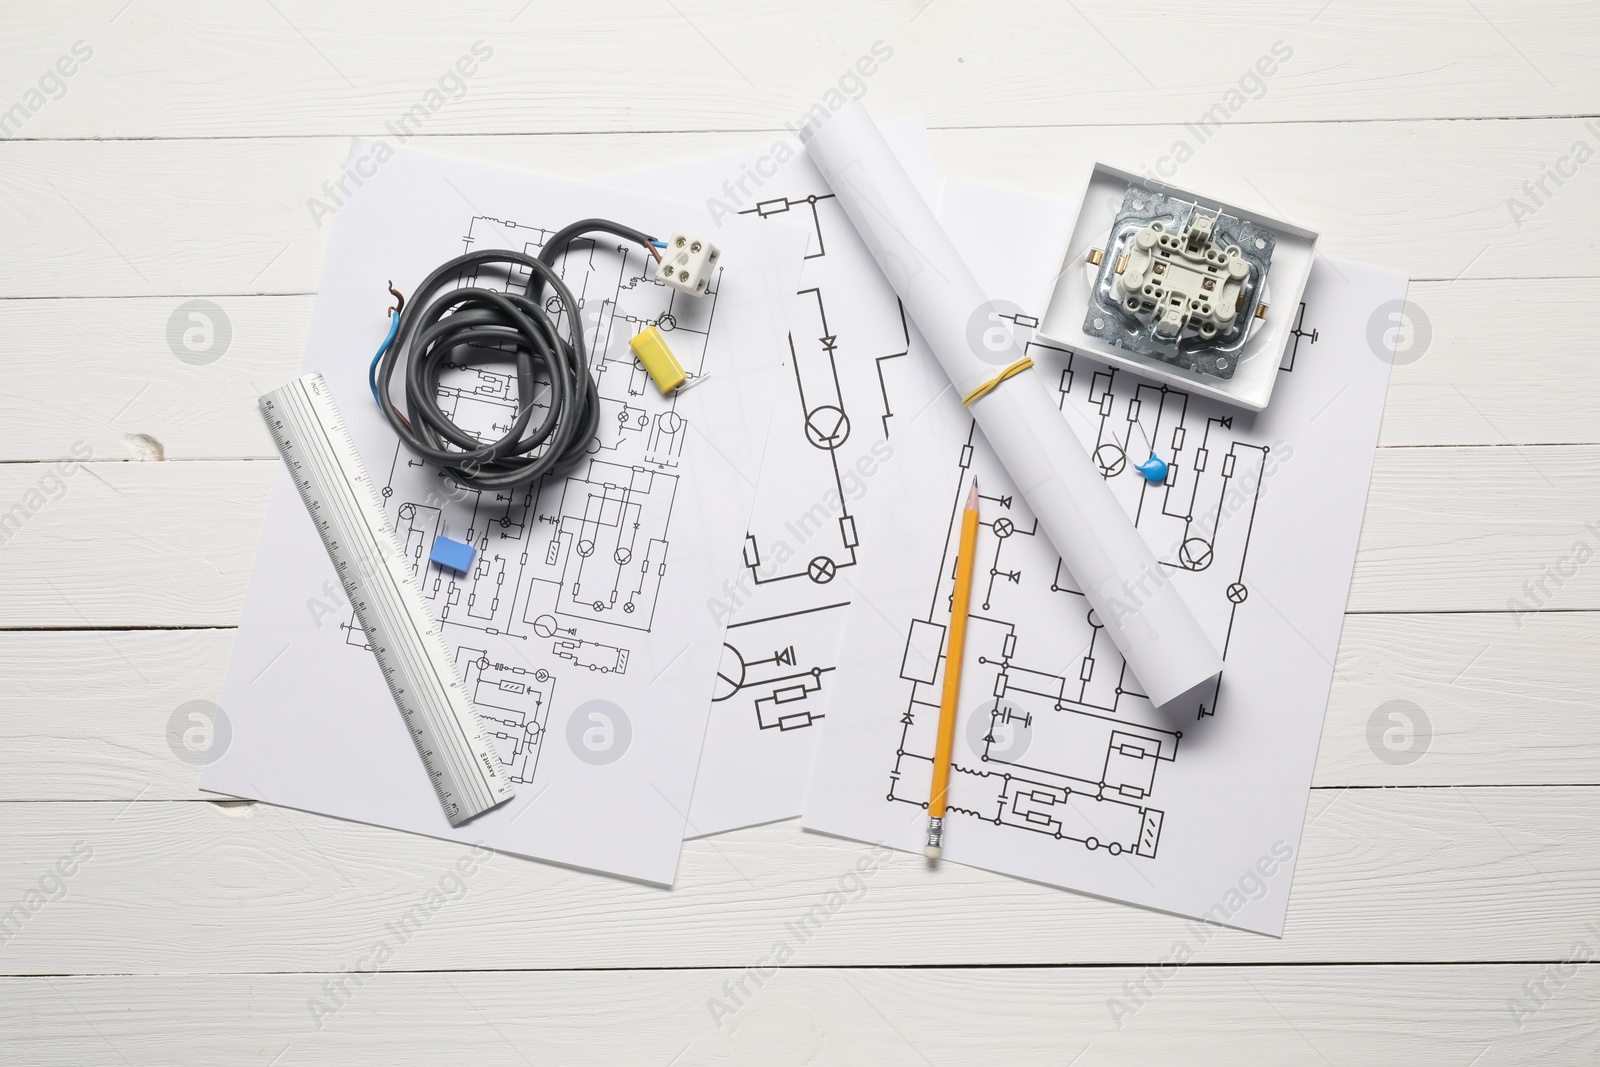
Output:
(370, 282), (407, 415)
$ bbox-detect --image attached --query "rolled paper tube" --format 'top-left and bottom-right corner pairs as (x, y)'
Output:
(801, 100), (1222, 706)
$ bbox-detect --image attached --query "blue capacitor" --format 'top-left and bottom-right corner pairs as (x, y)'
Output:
(429, 535), (476, 574)
(1134, 452), (1169, 484)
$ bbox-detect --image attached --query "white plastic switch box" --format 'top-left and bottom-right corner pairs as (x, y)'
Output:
(1039, 164), (1319, 412)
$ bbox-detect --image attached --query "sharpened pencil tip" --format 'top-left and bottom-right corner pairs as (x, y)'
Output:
(966, 479), (979, 511)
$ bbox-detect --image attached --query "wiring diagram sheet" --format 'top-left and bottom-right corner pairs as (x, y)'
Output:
(803, 179), (1404, 935)
(610, 122), (941, 836)
(206, 145), (806, 885)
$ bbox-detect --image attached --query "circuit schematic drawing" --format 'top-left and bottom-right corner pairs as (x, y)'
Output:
(341, 214), (718, 788)
(457, 647), (552, 785)
(712, 601), (848, 731)
(883, 305), (1317, 859)
(740, 287), (861, 587)
(718, 190), (915, 735)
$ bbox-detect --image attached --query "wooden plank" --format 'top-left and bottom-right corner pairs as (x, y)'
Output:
(0, 459), (275, 628)
(1, 966), (1594, 1066)
(0, 275), (1589, 464)
(0, 296), (305, 463)
(1, 447), (1595, 627)
(0, 629), (228, 801)
(1352, 444), (1600, 612)
(2, 118), (1596, 299)
(1318, 611), (1600, 786)
(3, 614), (1595, 802)
(6, 0), (1596, 137)
(0, 789), (1595, 973)
(1380, 281), (1597, 448)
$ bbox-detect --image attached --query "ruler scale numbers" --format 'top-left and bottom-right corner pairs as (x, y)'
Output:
(260, 372), (515, 826)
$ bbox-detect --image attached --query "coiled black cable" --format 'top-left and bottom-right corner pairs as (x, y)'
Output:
(373, 219), (660, 491)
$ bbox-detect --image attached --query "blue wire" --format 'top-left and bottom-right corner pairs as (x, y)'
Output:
(649, 239), (667, 249)
(369, 311), (401, 409)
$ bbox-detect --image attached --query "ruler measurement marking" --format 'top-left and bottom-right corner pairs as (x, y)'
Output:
(297, 380), (482, 805)
(297, 384), (478, 794)
(261, 373), (514, 826)
(283, 381), (482, 814)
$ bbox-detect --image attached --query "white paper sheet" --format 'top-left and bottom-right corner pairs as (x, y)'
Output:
(803, 179), (1404, 935)
(802, 101), (1222, 707)
(605, 123), (942, 836)
(205, 144), (806, 885)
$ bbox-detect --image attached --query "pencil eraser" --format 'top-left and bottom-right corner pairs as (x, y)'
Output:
(924, 846), (941, 860)
(430, 535), (476, 574)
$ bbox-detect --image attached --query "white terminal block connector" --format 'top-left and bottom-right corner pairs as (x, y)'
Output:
(655, 232), (719, 295)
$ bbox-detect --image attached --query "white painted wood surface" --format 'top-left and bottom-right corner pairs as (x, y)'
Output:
(1, 787), (1597, 973)
(3, 968), (1596, 1066)
(2, 2), (1598, 1063)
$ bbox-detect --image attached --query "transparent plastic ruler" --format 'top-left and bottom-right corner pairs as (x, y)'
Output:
(260, 372), (514, 826)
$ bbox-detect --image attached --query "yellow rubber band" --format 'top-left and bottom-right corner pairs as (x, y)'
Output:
(962, 357), (1034, 407)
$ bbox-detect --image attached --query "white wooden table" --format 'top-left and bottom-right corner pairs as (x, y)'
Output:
(4, 3), (1598, 1062)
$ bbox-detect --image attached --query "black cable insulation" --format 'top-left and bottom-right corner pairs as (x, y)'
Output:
(374, 218), (659, 490)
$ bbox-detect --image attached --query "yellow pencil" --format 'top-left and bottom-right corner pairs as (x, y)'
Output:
(926, 478), (980, 860)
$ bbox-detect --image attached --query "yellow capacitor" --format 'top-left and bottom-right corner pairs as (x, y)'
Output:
(628, 326), (688, 394)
